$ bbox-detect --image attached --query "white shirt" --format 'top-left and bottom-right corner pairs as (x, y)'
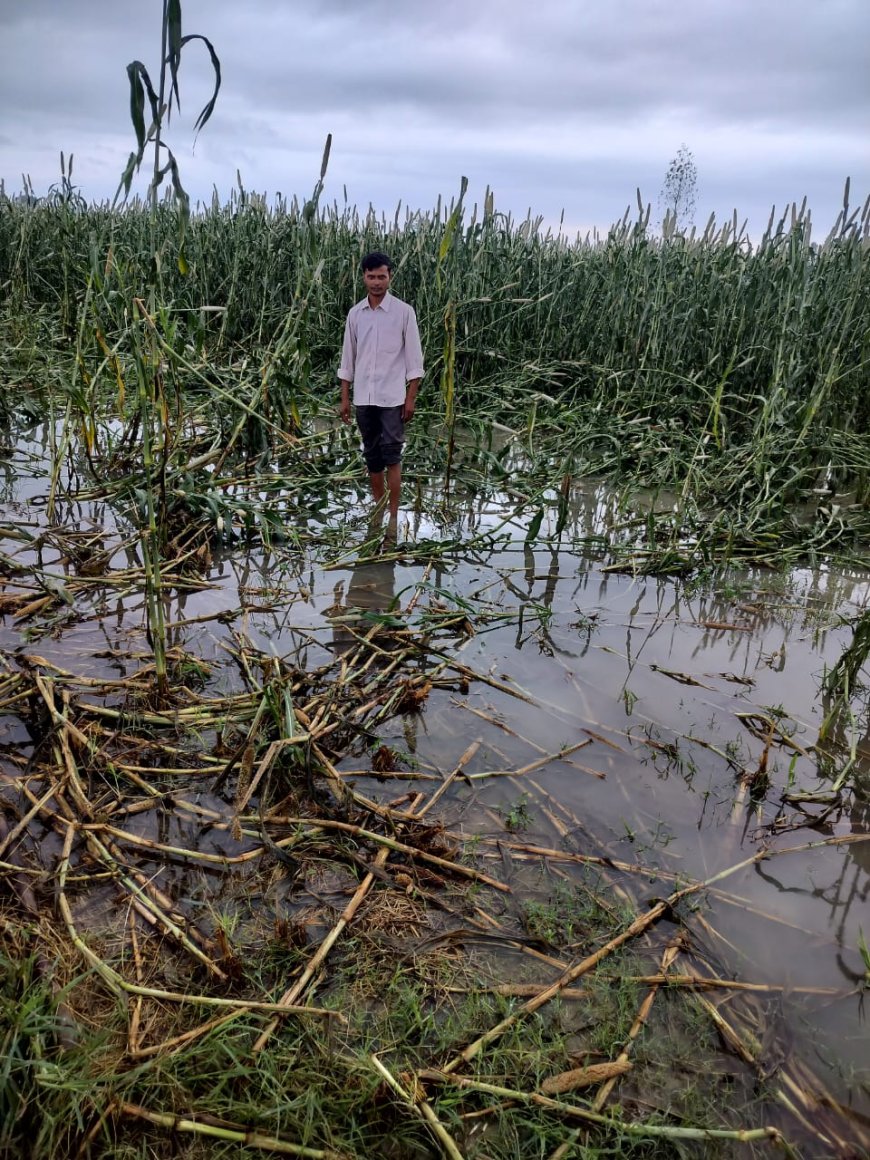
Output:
(338, 292), (424, 407)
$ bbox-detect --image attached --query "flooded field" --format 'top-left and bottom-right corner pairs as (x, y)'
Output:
(2, 416), (869, 1158)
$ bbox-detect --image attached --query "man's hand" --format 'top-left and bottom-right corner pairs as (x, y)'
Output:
(403, 380), (420, 423)
(339, 382), (351, 425)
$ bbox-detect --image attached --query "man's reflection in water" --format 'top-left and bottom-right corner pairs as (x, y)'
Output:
(329, 550), (399, 664)
(327, 533), (426, 762)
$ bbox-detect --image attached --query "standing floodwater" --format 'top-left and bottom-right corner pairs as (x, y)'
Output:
(1, 410), (868, 1157)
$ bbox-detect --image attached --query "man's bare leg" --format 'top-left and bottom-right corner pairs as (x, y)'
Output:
(386, 462), (401, 520)
(369, 470), (386, 507)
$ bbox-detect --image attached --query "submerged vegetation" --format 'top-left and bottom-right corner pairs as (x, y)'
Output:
(1, 4), (869, 1155)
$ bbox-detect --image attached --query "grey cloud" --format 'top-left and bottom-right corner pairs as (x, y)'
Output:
(0, 0), (866, 236)
(196, 0), (869, 137)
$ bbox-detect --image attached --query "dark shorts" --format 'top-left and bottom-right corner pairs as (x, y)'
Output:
(355, 405), (405, 474)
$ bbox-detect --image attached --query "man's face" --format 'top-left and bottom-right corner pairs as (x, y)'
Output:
(363, 265), (391, 301)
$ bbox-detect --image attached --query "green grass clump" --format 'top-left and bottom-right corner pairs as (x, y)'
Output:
(0, 897), (790, 1160)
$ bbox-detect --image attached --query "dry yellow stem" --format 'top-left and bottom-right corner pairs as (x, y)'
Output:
(541, 1059), (632, 1096)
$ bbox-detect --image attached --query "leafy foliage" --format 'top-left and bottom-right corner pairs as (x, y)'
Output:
(659, 143), (698, 235)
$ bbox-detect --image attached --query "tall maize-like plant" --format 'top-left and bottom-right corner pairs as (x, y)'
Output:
(118, 0), (221, 258)
(108, 0), (221, 696)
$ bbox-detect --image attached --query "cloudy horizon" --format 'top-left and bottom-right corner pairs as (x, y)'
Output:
(1, 0), (867, 241)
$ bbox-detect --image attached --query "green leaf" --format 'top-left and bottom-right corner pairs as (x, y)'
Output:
(858, 928), (870, 976)
(148, 158), (172, 203)
(525, 508), (545, 543)
(167, 0), (183, 115)
(555, 492), (569, 537)
(126, 63), (146, 152)
(127, 61), (160, 134)
(167, 151), (191, 261)
(168, 152), (190, 220)
(119, 151), (138, 201)
(180, 34), (222, 136)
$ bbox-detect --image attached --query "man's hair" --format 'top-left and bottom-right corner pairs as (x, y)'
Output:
(361, 251), (393, 273)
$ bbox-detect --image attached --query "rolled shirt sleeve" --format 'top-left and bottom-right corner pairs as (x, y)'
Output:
(402, 308), (424, 382)
(337, 293), (424, 406)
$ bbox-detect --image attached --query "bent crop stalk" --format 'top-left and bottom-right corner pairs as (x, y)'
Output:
(130, 300), (170, 694)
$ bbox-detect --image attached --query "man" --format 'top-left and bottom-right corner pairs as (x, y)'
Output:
(338, 252), (424, 527)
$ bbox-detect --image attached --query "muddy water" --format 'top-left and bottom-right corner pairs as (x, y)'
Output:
(311, 535), (870, 1097)
(1, 419), (869, 1122)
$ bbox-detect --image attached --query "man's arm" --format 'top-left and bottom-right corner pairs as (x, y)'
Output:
(339, 379), (352, 424)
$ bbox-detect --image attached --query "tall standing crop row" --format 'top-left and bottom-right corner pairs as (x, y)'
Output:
(3, 187), (866, 410)
(1, 183), (868, 495)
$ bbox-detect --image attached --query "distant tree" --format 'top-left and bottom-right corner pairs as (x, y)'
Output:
(659, 144), (698, 235)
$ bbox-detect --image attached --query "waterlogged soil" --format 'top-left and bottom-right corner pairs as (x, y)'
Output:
(2, 418), (869, 1152)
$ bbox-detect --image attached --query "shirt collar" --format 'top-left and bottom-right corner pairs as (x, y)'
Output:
(364, 291), (392, 312)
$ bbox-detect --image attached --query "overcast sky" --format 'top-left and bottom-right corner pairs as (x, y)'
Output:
(1, 0), (868, 239)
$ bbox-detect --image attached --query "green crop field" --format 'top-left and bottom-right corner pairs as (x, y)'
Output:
(1, 6), (869, 1157)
